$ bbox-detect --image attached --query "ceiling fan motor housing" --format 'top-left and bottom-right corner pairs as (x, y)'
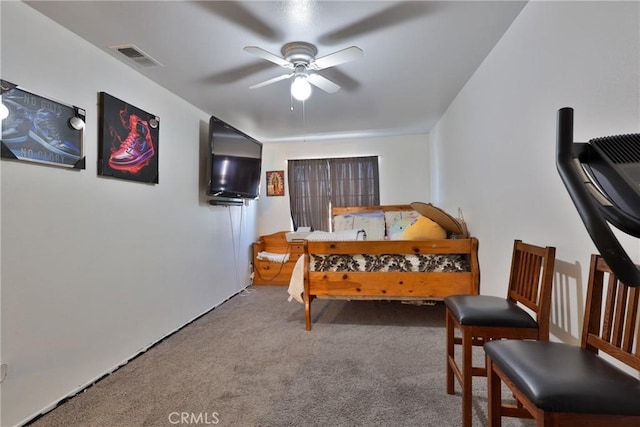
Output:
(281, 41), (317, 66)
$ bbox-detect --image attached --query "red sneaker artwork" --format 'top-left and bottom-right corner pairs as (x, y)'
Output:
(108, 114), (155, 174)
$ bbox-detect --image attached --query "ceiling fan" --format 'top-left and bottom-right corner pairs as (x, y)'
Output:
(244, 42), (363, 101)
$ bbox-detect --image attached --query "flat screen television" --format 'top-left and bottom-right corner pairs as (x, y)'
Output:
(207, 116), (262, 200)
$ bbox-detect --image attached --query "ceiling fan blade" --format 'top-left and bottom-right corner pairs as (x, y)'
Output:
(244, 46), (292, 68)
(318, 68), (361, 92)
(307, 74), (341, 94)
(310, 46), (363, 71)
(194, 2), (281, 41)
(318, 2), (430, 44)
(203, 61), (276, 85)
(249, 73), (293, 89)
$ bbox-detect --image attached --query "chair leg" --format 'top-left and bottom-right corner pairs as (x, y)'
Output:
(487, 355), (502, 427)
(462, 326), (473, 427)
(446, 308), (455, 395)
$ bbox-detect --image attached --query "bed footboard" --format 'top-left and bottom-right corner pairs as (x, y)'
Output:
(303, 238), (479, 330)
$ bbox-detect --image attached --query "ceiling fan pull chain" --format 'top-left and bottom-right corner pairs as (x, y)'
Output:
(303, 100), (307, 143)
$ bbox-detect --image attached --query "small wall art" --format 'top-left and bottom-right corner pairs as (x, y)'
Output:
(0, 79), (85, 169)
(266, 170), (285, 196)
(98, 92), (159, 183)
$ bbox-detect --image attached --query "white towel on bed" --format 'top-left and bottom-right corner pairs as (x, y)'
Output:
(287, 254), (305, 304)
(305, 229), (365, 241)
(256, 251), (290, 263)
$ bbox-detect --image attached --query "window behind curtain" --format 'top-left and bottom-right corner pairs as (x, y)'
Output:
(329, 156), (380, 208)
(288, 156), (379, 231)
(287, 158), (331, 231)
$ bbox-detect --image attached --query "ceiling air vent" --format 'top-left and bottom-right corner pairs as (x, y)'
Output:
(109, 44), (163, 68)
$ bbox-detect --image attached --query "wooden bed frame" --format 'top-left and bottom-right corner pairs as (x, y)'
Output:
(303, 205), (480, 330)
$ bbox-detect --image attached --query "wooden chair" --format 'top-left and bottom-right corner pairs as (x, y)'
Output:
(444, 240), (556, 427)
(484, 254), (640, 427)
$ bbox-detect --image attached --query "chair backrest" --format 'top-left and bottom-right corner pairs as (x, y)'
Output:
(506, 240), (556, 340)
(582, 254), (640, 371)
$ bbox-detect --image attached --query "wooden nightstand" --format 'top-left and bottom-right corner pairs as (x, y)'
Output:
(252, 231), (305, 285)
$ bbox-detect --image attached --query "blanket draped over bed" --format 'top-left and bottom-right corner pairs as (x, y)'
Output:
(288, 205), (480, 330)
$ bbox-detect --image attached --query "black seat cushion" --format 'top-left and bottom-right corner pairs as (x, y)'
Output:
(484, 340), (640, 415)
(444, 295), (537, 328)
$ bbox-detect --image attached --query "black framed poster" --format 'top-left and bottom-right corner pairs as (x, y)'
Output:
(0, 79), (85, 169)
(98, 92), (159, 183)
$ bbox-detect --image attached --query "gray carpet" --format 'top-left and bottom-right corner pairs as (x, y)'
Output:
(29, 287), (534, 427)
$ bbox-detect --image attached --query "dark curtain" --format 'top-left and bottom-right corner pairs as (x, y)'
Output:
(287, 159), (331, 231)
(329, 156), (380, 207)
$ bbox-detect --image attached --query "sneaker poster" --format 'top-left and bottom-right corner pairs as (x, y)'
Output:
(98, 92), (159, 183)
(0, 79), (85, 168)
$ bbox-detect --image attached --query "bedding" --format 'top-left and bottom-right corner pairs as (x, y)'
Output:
(333, 211), (386, 240)
(287, 251), (471, 306)
(256, 251), (290, 263)
(351, 211), (386, 240)
(288, 255), (306, 303)
(309, 253), (469, 273)
(305, 229), (365, 241)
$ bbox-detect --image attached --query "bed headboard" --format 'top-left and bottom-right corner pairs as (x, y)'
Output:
(331, 205), (414, 216)
(330, 205), (417, 240)
(331, 204), (470, 240)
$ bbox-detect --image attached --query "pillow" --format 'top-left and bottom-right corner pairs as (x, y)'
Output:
(410, 202), (467, 237)
(401, 210), (420, 222)
(383, 211), (403, 235)
(352, 211), (385, 240)
(384, 210), (420, 237)
(388, 218), (412, 240)
(402, 216), (447, 240)
(333, 214), (355, 232)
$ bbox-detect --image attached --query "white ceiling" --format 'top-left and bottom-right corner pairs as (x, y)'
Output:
(25, 1), (526, 142)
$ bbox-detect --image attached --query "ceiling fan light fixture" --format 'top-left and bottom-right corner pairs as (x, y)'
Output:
(291, 75), (312, 101)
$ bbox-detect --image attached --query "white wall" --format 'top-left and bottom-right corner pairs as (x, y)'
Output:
(258, 133), (430, 235)
(430, 1), (640, 342)
(0, 3), (257, 426)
